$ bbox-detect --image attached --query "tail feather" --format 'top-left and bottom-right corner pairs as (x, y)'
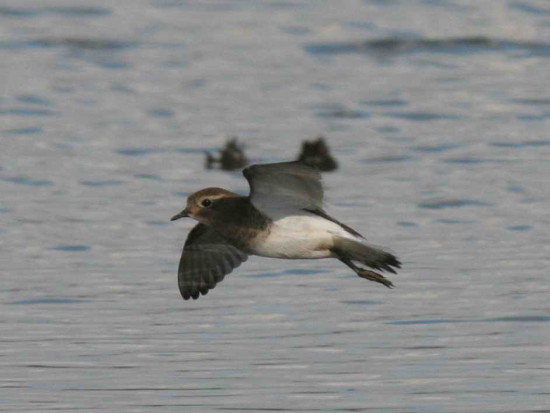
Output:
(333, 237), (401, 274)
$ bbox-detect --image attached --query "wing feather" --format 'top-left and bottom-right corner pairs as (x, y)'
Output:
(243, 161), (323, 216)
(178, 223), (248, 300)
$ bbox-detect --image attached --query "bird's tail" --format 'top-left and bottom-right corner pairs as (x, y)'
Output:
(333, 237), (401, 274)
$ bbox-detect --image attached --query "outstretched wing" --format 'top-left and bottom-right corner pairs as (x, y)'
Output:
(243, 161), (323, 216)
(178, 223), (248, 300)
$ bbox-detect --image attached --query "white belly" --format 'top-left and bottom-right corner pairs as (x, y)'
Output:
(250, 214), (354, 259)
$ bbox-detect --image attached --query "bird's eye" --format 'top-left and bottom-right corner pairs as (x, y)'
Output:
(201, 199), (212, 207)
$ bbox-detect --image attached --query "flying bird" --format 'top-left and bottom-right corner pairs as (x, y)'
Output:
(171, 161), (400, 300)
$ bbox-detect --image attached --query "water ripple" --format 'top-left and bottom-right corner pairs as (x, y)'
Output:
(317, 109), (369, 119)
(419, 199), (491, 209)
(443, 157), (511, 164)
(173, 191), (191, 198)
(510, 2), (550, 16)
(116, 148), (165, 156)
(490, 140), (550, 148)
(4, 127), (43, 135)
(34, 37), (138, 50)
(80, 179), (124, 187)
(248, 268), (329, 278)
(312, 103), (369, 120)
(148, 108), (175, 118)
(435, 219), (475, 224)
(414, 143), (460, 152)
(390, 315), (550, 325)
(390, 318), (468, 325)
(0, 38), (138, 51)
(487, 315), (550, 322)
(51, 245), (91, 252)
(341, 300), (382, 305)
(6, 297), (87, 305)
(385, 112), (460, 121)
(509, 98), (550, 106)
(363, 155), (415, 163)
(507, 225), (532, 232)
(45, 6), (111, 16)
(361, 99), (407, 107)
(16, 95), (52, 105)
(134, 174), (163, 181)
(0, 6), (110, 17)
(305, 36), (550, 57)
(0, 108), (57, 116)
(0, 6), (39, 17)
(2, 176), (53, 186)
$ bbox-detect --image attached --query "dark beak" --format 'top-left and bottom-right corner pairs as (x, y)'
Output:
(170, 209), (189, 221)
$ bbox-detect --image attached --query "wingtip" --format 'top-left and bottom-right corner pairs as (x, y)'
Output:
(180, 290), (202, 300)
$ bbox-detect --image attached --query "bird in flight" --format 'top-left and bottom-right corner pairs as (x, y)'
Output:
(171, 161), (401, 300)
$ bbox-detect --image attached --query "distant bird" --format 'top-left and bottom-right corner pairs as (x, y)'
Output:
(171, 161), (400, 300)
(297, 136), (338, 172)
(205, 138), (248, 171)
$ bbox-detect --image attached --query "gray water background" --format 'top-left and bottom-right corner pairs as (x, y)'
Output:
(1, 1), (549, 412)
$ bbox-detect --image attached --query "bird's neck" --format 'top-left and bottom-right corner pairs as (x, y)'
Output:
(210, 197), (271, 250)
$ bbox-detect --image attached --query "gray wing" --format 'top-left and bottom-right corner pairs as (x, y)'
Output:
(178, 223), (248, 300)
(243, 161), (323, 216)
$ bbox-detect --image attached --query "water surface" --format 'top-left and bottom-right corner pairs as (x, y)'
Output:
(1, 1), (549, 412)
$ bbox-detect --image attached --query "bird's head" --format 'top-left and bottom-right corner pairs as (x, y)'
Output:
(171, 187), (239, 224)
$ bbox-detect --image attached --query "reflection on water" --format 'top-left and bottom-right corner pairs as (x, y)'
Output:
(1, 0), (549, 411)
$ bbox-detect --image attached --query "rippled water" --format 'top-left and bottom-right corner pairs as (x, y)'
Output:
(1, 1), (549, 412)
